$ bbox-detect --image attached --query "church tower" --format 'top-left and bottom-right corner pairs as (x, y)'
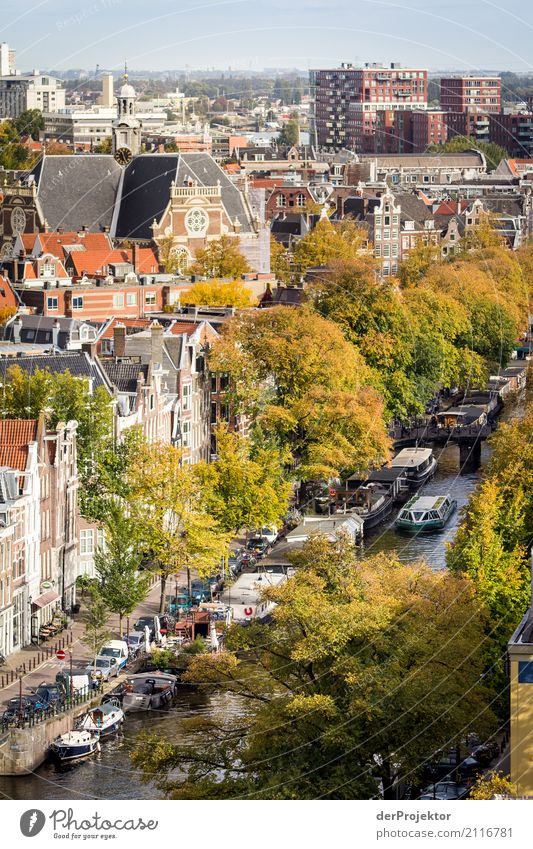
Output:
(112, 68), (142, 163)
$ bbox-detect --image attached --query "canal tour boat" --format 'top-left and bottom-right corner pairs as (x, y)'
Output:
(390, 447), (437, 489)
(121, 672), (178, 712)
(51, 730), (101, 763)
(395, 494), (457, 533)
(76, 700), (124, 738)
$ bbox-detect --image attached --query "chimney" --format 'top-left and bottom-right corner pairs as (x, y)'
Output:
(12, 316), (22, 343)
(81, 341), (97, 359)
(52, 318), (60, 348)
(150, 320), (164, 368)
(113, 322), (127, 358)
(132, 243), (140, 273)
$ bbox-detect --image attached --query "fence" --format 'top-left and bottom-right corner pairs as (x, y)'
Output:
(0, 680), (102, 734)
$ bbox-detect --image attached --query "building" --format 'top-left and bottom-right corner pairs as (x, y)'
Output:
(0, 72), (65, 118)
(444, 111), (490, 145)
(488, 113), (533, 158)
(112, 72), (142, 160)
(99, 73), (114, 108)
(310, 62), (428, 152)
(374, 109), (447, 154)
(440, 76), (501, 114)
(509, 567), (533, 797)
(0, 43), (16, 77)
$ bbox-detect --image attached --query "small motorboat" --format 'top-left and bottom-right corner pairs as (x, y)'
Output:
(76, 700), (124, 738)
(122, 672), (177, 712)
(51, 730), (100, 763)
(396, 493), (456, 533)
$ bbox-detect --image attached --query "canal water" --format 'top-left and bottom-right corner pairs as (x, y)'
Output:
(0, 392), (527, 800)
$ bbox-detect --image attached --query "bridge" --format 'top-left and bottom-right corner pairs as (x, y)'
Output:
(390, 422), (496, 468)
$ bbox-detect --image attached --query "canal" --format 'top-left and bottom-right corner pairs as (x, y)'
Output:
(0, 391), (527, 800)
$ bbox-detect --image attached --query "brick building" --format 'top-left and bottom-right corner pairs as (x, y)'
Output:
(440, 76), (501, 114)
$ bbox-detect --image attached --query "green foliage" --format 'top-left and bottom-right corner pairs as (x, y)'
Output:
(92, 137), (112, 154)
(278, 112), (300, 147)
(131, 538), (494, 799)
(82, 427), (145, 523)
(210, 306), (390, 479)
(293, 218), (365, 276)
(427, 135), (507, 171)
(190, 235), (251, 279)
(94, 504), (151, 637)
(13, 109), (44, 141)
(195, 423), (291, 533)
(0, 120), (38, 169)
(80, 586), (113, 659)
(270, 236), (291, 283)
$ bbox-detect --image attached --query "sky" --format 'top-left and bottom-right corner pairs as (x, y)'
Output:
(2, 0), (533, 75)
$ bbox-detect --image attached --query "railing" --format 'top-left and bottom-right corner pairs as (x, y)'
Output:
(170, 185), (221, 199)
(0, 684), (102, 734)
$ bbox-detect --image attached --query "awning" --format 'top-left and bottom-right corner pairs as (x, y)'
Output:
(32, 590), (60, 609)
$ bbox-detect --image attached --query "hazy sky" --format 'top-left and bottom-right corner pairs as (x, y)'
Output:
(2, 0), (533, 74)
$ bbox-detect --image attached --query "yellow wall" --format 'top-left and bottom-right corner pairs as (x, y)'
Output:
(510, 654), (533, 796)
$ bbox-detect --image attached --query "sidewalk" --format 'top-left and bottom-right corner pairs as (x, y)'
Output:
(0, 576), (164, 706)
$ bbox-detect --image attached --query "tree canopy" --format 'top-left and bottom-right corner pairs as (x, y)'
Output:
(190, 235), (251, 279)
(131, 538), (494, 799)
(181, 278), (254, 308)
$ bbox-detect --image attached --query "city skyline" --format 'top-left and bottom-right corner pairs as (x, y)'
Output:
(1, 0), (532, 74)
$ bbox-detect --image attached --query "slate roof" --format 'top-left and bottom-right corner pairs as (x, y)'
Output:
(361, 152), (486, 169)
(113, 153), (253, 241)
(31, 155), (122, 233)
(102, 361), (149, 393)
(3, 315), (87, 348)
(393, 192), (433, 224)
(0, 352), (111, 391)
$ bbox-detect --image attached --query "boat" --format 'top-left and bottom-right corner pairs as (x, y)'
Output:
(121, 672), (178, 712)
(51, 730), (101, 763)
(390, 447), (437, 489)
(395, 494), (457, 533)
(76, 700), (124, 738)
(336, 482), (394, 530)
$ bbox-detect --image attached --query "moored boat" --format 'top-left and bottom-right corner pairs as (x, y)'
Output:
(51, 730), (100, 763)
(76, 700), (124, 738)
(122, 672), (177, 712)
(336, 482), (394, 530)
(395, 493), (456, 533)
(390, 447), (437, 489)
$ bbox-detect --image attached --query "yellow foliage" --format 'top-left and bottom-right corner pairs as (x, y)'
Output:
(181, 278), (254, 308)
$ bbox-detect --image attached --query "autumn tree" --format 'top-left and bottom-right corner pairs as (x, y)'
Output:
(181, 278), (254, 308)
(210, 306), (390, 480)
(270, 236), (291, 283)
(94, 504), (151, 637)
(131, 539), (494, 799)
(13, 109), (44, 141)
(469, 771), (518, 800)
(80, 585), (113, 662)
(190, 235), (251, 279)
(427, 135), (507, 170)
(126, 442), (230, 611)
(293, 218), (366, 275)
(194, 423), (291, 534)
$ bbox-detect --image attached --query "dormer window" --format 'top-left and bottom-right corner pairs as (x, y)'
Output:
(40, 259), (55, 277)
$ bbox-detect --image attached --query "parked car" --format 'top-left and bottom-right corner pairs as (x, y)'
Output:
(190, 580), (212, 603)
(56, 669), (94, 696)
(259, 526), (278, 546)
(133, 615), (162, 644)
(98, 640), (129, 670)
(85, 656), (120, 682)
(31, 683), (65, 707)
(228, 552), (243, 575)
(2, 694), (48, 722)
(124, 633), (145, 659)
(419, 781), (469, 800)
(246, 537), (269, 558)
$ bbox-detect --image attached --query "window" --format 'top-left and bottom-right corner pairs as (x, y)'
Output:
(145, 292), (156, 305)
(182, 383), (192, 411)
(97, 528), (105, 550)
(80, 529), (94, 555)
(384, 229), (390, 240)
(220, 373), (230, 390)
(47, 296), (58, 310)
(296, 193), (306, 208)
(210, 401), (217, 424)
(113, 293), (124, 307)
(126, 292), (136, 306)
(518, 662), (533, 683)
(72, 296), (83, 310)
(276, 194), (286, 208)
(182, 421), (191, 447)
(384, 215), (390, 226)
(40, 259), (55, 277)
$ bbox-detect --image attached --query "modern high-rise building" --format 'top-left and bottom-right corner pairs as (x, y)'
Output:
(310, 62), (428, 152)
(99, 73), (114, 108)
(0, 43), (15, 77)
(0, 71), (65, 118)
(440, 76), (501, 114)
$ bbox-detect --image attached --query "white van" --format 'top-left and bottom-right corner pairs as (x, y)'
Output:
(98, 640), (129, 669)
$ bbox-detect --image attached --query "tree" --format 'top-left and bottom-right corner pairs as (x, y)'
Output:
(427, 136), (507, 171)
(131, 539), (494, 799)
(469, 771), (518, 800)
(82, 426), (145, 523)
(270, 236), (291, 283)
(278, 112), (300, 147)
(190, 235), (251, 279)
(127, 442), (231, 611)
(194, 424), (291, 534)
(94, 505), (151, 637)
(293, 218), (366, 275)
(0, 307), (16, 326)
(13, 109), (44, 141)
(45, 141), (73, 155)
(181, 278), (254, 308)
(80, 586), (113, 662)
(93, 137), (112, 154)
(210, 306), (390, 480)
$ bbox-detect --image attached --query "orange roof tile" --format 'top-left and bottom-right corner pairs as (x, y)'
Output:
(22, 262), (37, 280)
(0, 420), (38, 445)
(0, 445), (29, 471)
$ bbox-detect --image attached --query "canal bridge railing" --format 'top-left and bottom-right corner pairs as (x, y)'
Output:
(391, 422), (495, 468)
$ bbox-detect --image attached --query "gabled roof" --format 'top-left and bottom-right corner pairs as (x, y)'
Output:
(113, 153), (253, 240)
(37, 232), (113, 257)
(0, 419), (38, 472)
(102, 361), (149, 394)
(31, 155), (122, 233)
(0, 352), (111, 391)
(393, 192), (433, 224)
(0, 275), (18, 310)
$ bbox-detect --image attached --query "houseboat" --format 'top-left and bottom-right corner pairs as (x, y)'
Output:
(51, 730), (101, 763)
(390, 447), (437, 489)
(335, 482), (393, 530)
(396, 494), (456, 533)
(76, 701), (124, 738)
(122, 672), (178, 712)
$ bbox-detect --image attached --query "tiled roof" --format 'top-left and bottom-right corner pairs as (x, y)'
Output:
(0, 276), (18, 309)
(0, 420), (38, 445)
(0, 445), (29, 471)
(68, 247), (160, 276)
(0, 352), (111, 391)
(38, 232), (112, 259)
(102, 361), (149, 393)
